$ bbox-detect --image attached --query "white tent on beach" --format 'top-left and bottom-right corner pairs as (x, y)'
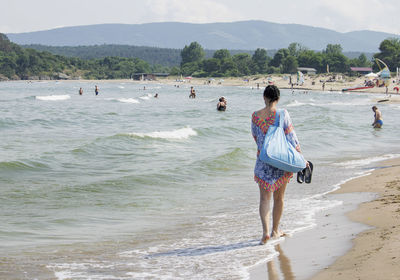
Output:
(365, 72), (378, 78)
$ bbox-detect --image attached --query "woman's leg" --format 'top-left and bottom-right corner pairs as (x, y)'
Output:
(271, 180), (288, 237)
(259, 186), (272, 244)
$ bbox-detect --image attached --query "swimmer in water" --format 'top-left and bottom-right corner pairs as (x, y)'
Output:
(217, 96), (227, 111)
(372, 106), (383, 128)
(189, 87), (196, 98)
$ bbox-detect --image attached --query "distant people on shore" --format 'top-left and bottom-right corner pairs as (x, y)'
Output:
(95, 85), (99, 96)
(217, 97), (227, 111)
(79, 87), (83, 95)
(372, 106), (383, 128)
(189, 86), (196, 98)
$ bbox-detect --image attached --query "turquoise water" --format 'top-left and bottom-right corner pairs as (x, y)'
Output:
(1, 81), (400, 279)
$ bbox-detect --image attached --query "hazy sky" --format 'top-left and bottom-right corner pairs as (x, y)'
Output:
(1, 0), (399, 34)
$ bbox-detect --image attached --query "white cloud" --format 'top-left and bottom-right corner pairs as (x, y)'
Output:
(0, 0), (399, 34)
(143, 0), (243, 23)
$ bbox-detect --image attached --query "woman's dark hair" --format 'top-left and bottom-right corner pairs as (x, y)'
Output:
(263, 85), (280, 104)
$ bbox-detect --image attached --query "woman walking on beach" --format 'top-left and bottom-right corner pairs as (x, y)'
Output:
(251, 85), (303, 244)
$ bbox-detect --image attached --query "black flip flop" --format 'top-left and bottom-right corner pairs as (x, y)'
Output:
(297, 169), (305, 184)
(304, 161), (313, 184)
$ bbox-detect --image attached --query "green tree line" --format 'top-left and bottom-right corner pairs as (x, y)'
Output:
(0, 34), (153, 80)
(177, 41), (382, 77)
(1, 32), (399, 80)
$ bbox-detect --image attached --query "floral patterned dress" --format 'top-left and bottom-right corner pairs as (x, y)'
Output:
(251, 109), (301, 192)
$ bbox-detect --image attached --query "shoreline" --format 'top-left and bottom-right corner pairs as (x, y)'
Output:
(311, 157), (400, 280)
(6, 76), (400, 104)
(250, 157), (400, 280)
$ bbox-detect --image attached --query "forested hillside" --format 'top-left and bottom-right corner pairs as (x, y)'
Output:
(21, 44), (259, 67)
(21, 44), (371, 67)
(0, 33), (153, 80)
(1, 32), (399, 80)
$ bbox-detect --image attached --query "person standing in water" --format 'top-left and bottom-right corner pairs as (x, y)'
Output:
(251, 85), (306, 244)
(217, 96), (227, 111)
(372, 106), (383, 128)
(189, 86), (196, 98)
(95, 85), (99, 96)
(79, 87), (83, 95)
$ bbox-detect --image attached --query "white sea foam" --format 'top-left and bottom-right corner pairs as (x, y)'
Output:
(128, 127), (197, 140)
(139, 94), (153, 100)
(118, 86), (125, 89)
(334, 154), (400, 168)
(286, 99), (370, 108)
(35, 95), (71, 101)
(117, 98), (140, 104)
(286, 100), (311, 107)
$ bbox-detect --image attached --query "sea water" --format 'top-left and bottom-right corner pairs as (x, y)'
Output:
(1, 81), (400, 279)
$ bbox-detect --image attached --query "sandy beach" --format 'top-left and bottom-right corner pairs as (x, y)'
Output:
(311, 157), (400, 280)
(155, 74), (399, 94)
(250, 157), (400, 280)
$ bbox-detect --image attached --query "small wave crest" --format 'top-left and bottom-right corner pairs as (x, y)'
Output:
(139, 94), (153, 100)
(286, 100), (311, 107)
(117, 98), (140, 104)
(0, 160), (49, 172)
(334, 154), (400, 168)
(35, 95), (71, 101)
(126, 127), (197, 140)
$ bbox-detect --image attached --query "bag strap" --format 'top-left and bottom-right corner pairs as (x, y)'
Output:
(274, 109), (285, 127)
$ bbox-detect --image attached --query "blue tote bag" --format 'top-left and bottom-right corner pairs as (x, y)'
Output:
(259, 109), (306, 173)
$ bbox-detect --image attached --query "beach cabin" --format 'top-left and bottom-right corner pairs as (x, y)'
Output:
(132, 73), (169, 81)
(350, 67), (373, 75)
(297, 67), (317, 75)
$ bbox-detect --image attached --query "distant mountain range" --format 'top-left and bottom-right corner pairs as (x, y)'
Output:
(7, 21), (400, 52)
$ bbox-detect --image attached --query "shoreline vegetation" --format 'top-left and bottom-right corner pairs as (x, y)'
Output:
(1, 33), (399, 85)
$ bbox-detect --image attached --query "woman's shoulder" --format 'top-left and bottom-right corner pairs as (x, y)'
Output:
(252, 108), (265, 116)
(252, 109), (263, 120)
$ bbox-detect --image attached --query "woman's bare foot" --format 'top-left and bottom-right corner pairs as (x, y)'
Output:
(271, 230), (286, 239)
(259, 235), (270, 245)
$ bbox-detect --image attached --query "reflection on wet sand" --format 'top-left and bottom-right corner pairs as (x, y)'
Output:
(266, 244), (294, 280)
